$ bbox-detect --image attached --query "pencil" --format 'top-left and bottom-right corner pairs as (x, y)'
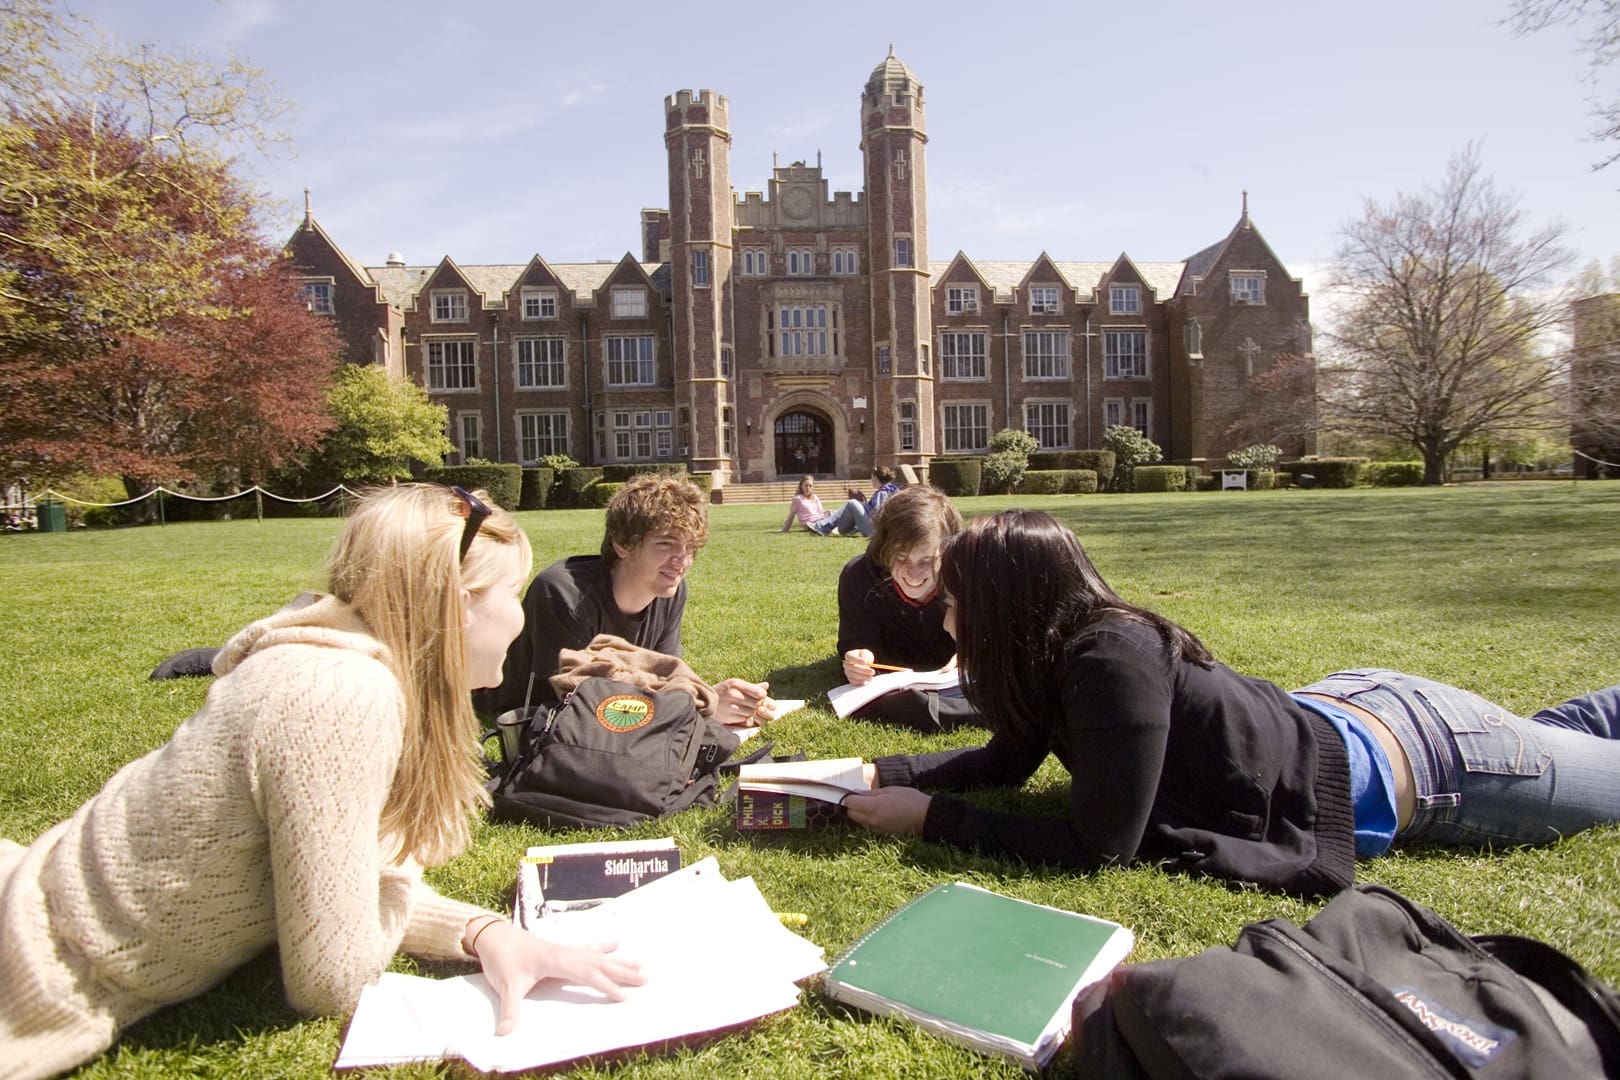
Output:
(869, 662), (910, 672)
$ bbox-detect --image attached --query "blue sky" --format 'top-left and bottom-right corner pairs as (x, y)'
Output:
(81, 0), (1620, 297)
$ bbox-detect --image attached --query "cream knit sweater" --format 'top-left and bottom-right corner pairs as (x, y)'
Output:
(0, 596), (494, 1080)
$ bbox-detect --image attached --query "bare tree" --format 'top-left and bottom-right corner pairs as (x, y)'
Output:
(1321, 148), (1573, 484)
(1508, 0), (1620, 170)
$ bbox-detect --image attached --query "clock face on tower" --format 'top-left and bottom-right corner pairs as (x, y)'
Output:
(782, 186), (814, 221)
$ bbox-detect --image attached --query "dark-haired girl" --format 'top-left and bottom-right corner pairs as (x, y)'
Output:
(843, 509), (1620, 895)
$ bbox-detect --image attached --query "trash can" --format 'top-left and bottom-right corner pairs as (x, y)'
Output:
(35, 498), (66, 533)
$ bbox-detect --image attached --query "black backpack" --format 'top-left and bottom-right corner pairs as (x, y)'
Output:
(1074, 884), (1620, 1079)
(487, 677), (741, 830)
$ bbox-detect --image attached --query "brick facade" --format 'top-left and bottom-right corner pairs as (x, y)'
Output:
(286, 51), (1314, 485)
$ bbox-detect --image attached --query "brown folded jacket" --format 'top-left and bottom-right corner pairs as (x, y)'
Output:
(550, 634), (719, 717)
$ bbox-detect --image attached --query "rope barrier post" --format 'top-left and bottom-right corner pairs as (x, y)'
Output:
(255, 487), (264, 524)
(157, 488), (165, 527)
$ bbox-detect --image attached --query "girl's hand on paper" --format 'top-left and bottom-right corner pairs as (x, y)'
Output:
(843, 785), (930, 836)
(843, 649), (876, 686)
(471, 920), (646, 1035)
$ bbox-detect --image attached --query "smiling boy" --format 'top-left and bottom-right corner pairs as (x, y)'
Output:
(480, 473), (770, 724)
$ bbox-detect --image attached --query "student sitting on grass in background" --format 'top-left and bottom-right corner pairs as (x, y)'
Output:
(0, 485), (644, 1080)
(780, 468), (899, 538)
(844, 508), (1620, 896)
(836, 485), (983, 732)
(480, 472), (774, 726)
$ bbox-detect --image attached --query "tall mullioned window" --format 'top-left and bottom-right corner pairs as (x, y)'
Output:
(894, 238), (912, 267)
(1025, 401), (1072, 449)
(941, 403), (988, 452)
(301, 281), (334, 315)
(1023, 330), (1070, 379)
(898, 401), (917, 452)
(519, 412), (568, 461)
(604, 336), (656, 386)
(426, 339), (476, 389)
(516, 337), (565, 388)
(458, 413), (481, 460)
(691, 250), (710, 287)
(778, 304), (831, 357)
(787, 249), (815, 276)
(1104, 330), (1148, 379)
(940, 331), (986, 380)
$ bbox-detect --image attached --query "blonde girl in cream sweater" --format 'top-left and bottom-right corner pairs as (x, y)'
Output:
(0, 484), (643, 1080)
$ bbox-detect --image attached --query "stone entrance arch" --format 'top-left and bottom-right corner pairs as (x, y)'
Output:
(765, 392), (847, 480)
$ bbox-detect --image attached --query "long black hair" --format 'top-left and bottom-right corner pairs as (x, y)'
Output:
(939, 509), (1212, 739)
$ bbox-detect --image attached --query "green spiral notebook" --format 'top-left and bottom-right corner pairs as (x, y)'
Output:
(821, 882), (1134, 1069)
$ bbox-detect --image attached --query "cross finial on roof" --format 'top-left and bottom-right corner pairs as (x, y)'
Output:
(303, 187), (312, 221)
(1241, 190), (1250, 227)
(889, 43), (895, 57)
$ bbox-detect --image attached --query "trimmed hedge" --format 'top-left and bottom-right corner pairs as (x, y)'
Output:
(1365, 461), (1424, 487)
(600, 463), (688, 483)
(1019, 470), (1066, 495)
(587, 482), (622, 508)
(519, 467), (555, 510)
(1280, 458), (1366, 489)
(1251, 469), (1276, 491)
(1028, 450), (1116, 478)
(1019, 469), (1098, 495)
(1182, 465), (1203, 491)
(928, 458), (982, 496)
(423, 464), (522, 509)
(557, 467), (605, 507)
(687, 472), (713, 499)
(1133, 465), (1188, 493)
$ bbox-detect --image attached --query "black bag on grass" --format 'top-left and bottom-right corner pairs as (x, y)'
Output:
(487, 677), (740, 829)
(1074, 884), (1620, 1078)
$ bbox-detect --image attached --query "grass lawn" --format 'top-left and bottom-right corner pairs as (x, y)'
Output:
(3, 482), (1619, 1078)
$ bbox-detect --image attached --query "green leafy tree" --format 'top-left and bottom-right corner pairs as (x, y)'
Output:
(317, 365), (453, 484)
(1320, 148), (1572, 485)
(1103, 424), (1162, 491)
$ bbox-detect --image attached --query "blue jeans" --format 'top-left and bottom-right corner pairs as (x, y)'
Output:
(811, 499), (873, 537)
(1294, 669), (1620, 847)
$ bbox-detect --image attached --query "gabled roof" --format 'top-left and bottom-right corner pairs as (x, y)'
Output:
(286, 214), (377, 290)
(364, 259), (673, 310)
(1175, 205), (1295, 298)
(934, 251), (995, 293)
(926, 258), (1186, 305)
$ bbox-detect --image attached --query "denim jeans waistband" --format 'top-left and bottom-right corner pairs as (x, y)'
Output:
(1292, 669), (1462, 841)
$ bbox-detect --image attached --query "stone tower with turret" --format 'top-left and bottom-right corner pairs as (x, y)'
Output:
(664, 89), (736, 481)
(861, 49), (934, 470)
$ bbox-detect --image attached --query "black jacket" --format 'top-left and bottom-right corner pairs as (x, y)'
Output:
(875, 615), (1355, 895)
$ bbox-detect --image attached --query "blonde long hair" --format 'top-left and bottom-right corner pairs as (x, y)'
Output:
(327, 484), (532, 865)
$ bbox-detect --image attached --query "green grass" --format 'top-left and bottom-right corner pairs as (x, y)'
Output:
(3, 483), (1619, 1078)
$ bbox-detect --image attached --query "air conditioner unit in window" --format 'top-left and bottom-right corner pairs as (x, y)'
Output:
(963, 300), (978, 313)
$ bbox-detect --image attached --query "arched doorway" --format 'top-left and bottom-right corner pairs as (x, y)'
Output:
(775, 409), (835, 477)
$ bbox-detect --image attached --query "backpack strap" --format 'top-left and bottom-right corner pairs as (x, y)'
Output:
(1474, 934), (1620, 1076)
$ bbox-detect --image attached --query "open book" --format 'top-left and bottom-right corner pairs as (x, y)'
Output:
(821, 882), (1134, 1069)
(736, 757), (870, 830)
(825, 666), (960, 719)
(336, 857), (824, 1073)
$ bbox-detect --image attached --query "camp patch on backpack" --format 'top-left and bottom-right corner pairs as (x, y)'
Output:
(595, 693), (653, 732)
(487, 677), (741, 830)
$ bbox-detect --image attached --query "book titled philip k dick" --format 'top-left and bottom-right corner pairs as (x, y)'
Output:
(735, 758), (869, 831)
(515, 837), (681, 926)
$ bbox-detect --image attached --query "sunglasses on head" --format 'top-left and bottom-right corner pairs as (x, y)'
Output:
(450, 486), (491, 562)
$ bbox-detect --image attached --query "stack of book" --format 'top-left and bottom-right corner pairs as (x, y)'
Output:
(735, 757), (870, 830)
(515, 837), (682, 925)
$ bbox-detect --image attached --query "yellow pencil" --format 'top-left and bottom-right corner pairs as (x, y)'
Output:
(869, 662), (910, 672)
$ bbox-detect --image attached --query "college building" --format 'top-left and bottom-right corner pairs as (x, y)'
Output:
(286, 50), (1315, 488)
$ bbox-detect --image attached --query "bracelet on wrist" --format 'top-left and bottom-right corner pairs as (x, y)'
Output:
(464, 915), (504, 957)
